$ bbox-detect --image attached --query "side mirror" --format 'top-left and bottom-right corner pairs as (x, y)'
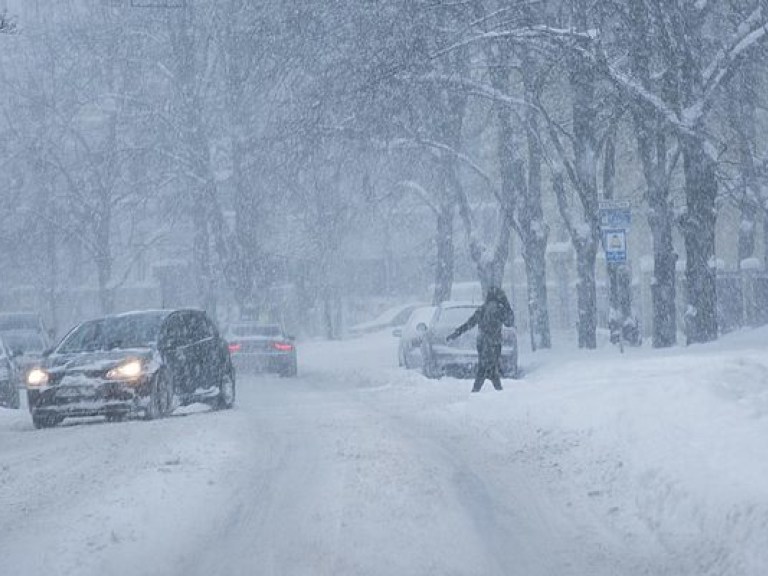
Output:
(415, 323), (428, 333)
(392, 329), (403, 338)
(42, 348), (54, 357)
(11, 349), (22, 358)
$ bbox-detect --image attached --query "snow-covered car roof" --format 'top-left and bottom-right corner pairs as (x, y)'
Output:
(437, 301), (480, 309)
(349, 303), (425, 333)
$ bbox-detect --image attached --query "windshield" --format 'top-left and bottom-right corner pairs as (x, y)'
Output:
(406, 307), (435, 329)
(57, 314), (166, 353)
(1, 331), (44, 353)
(436, 307), (477, 329)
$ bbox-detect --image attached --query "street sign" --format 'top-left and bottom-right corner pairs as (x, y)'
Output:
(599, 201), (632, 229)
(603, 229), (627, 264)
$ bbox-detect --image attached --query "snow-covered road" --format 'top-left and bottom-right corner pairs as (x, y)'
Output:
(2, 330), (767, 576)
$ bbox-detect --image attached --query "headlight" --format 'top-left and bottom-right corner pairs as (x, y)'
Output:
(106, 359), (144, 381)
(27, 368), (50, 387)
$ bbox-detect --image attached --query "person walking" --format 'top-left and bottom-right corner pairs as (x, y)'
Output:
(446, 287), (515, 392)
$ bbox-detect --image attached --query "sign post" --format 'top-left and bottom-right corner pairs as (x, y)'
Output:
(598, 200), (636, 350)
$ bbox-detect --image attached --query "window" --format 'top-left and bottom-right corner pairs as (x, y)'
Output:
(188, 312), (214, 342)
(436, 307), (477, 329)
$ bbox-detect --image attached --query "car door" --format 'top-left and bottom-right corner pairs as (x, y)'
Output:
(159, 312), (195, 396)
(199, 313), (225, 386)
(185, 311), (220, 390)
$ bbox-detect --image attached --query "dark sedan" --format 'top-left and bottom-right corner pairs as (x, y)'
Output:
(25, 309), (235, 429)
(226, 322), (297, 377)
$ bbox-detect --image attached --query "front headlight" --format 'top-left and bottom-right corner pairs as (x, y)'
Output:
(106, 359), (144, 381)
(27, 368), (50, 387)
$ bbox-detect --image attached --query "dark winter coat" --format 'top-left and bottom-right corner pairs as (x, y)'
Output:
(448, 287), (515, 361)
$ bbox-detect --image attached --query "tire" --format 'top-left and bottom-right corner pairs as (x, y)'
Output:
(106, 414), (126, 423)
(144, 372), (171, 421)
(280, 357), (298, 378)
(422, 345), (438, 379)
(32, 414), (62, 429)
(217, 370), (236, 409)
(403, 348), (413, 370)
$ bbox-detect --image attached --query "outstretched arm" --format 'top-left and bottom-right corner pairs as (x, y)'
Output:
(447, 309), (480, 340)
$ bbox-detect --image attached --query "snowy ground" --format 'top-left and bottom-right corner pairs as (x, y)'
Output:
(1, 328), (767, 576)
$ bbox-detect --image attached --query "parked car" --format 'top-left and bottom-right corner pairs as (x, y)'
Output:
(0, 336), (21, 409)
(2, 330), (48, 374)
(420, 302), (518, 379)
(25, 309), (235, 429)
(225, 322), (297, 377)
(0, 312), (52, 344)
(394, 306), (436, 369)
(0, 312), (49, 334)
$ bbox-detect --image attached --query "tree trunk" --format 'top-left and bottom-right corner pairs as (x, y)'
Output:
(764, 215), (768, 272)
(433, 200), (454, 305)
(232, 136), (260, 313)
(45, 223), (58, 338)
(575, 243), (598, 349)
(649, 211), (678, 347)
(629, 0), (677, 347)
(520, 54), (551, 349)
(681, 135), (718, 344)
(96, 255), (113, 315)
(522, 236), (550, 349)
(733, 67), (757, 266)
(192, 192), (216, 317)
(570, 32), (599, 350)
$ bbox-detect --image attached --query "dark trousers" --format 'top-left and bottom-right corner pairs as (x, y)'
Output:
(472, 343), (503, 392)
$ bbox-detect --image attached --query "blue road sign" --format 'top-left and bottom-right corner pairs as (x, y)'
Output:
(599, 200), (631, 229)
(600, 208), (632, 229)
(603, 229), (627, 264)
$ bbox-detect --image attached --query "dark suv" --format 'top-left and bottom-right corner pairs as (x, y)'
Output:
(25, 309), (235, 428)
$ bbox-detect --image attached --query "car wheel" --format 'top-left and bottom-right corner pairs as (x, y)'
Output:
(32, 414), (62, 429)
(144, 372), (170, 421)
(106, 414), (126, 423)
(217, 371), (236, 409)
(280, 357), (298, 378)
(403, 348), (413, 370)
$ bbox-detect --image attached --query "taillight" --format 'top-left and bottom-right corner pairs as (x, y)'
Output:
(273, 342), (293, 352)
(228, 343), (241, 353)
